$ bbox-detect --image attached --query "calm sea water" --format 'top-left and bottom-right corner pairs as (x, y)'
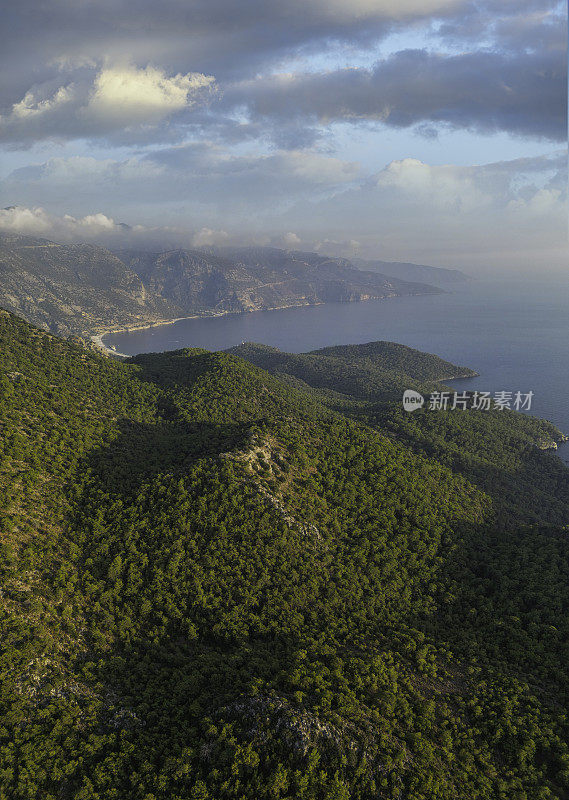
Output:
(106, 278), (569, 464)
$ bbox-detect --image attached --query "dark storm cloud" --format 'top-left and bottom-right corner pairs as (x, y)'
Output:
(437, 0), (566, 48)
(228, 46), (567, 142)
(0, 0), (462, 146)
(0, 0), (458, 107)
(0, 0), (565, 147)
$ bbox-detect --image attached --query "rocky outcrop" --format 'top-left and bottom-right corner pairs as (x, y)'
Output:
(0, 233), (181, 337)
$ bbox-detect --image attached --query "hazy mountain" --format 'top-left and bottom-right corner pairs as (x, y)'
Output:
(119, 245), (442, 315)
(0, 234), (443, 338)
(353, 257), (470, 288)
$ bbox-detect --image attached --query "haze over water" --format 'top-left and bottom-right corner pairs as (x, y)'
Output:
(106, 278), (569, 464)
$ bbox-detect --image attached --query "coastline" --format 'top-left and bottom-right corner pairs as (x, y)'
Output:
(91, 307), (303, 356)
(441, 371), (480, 382)
(89, 296), (569, 464)
(90, 333), (130, 358)
(90, 291), (443, 357)
(90, 308), (241, 357)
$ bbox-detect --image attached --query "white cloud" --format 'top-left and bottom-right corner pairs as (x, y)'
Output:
(84, 65), (215, 124)
(371, 156), (566, 217)
(0, 206), (54, 235)
(270, 231), (302, 249)
(11, 84), (77, 120)
(191, 227), (229, 247)
(374, 157), (493, 212)
(68, 212), (119, 232)
(0, 64), (216, 145)
(507, 187), (564, 215)
(0, 205), (143, 240)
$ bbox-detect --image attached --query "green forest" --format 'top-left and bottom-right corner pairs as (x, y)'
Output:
(1, 309), (568, 799)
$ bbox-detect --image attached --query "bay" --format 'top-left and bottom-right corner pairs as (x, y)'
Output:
(105, 278), (569, 464)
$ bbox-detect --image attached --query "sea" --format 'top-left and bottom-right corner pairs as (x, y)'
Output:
(105, 278), (569, 465)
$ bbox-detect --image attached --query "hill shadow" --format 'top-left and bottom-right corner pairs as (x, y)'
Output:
(80, 417), (253, 497)
(128, 349), (222, 392)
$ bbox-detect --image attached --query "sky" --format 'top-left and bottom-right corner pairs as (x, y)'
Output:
(0, 0), (566, 275)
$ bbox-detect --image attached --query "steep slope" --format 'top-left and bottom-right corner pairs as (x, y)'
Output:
(1, 312), (569, 800)
(0, 233), (182, 337)
(120, 245), (441, 314)
(229, 341), (568, 524)
(0, 236), (444, 339)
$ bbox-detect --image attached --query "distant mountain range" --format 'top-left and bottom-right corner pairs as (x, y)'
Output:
(0, 233), (469, 338)
(352, 257), (471, 287)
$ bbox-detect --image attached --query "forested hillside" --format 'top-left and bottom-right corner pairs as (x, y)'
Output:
(227, 341), (477, 401)
(1, 310), (569, 800)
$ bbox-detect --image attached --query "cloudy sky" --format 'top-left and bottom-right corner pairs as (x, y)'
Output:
(0, 0), (566, 273)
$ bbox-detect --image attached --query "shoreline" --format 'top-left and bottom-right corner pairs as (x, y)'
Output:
(440, 372), (480, 381)
(91, 307), (307, 356)
(90, 291), (442, 357)
(90, 333), (131, 358)
(90, 308), (241, 357)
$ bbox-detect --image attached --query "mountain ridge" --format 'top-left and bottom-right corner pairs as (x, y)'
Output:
(0, 233), (444, 339)
(352, 256), (471, 288)
(1, 310), (569, 799)
(226, 341), (478, 402)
